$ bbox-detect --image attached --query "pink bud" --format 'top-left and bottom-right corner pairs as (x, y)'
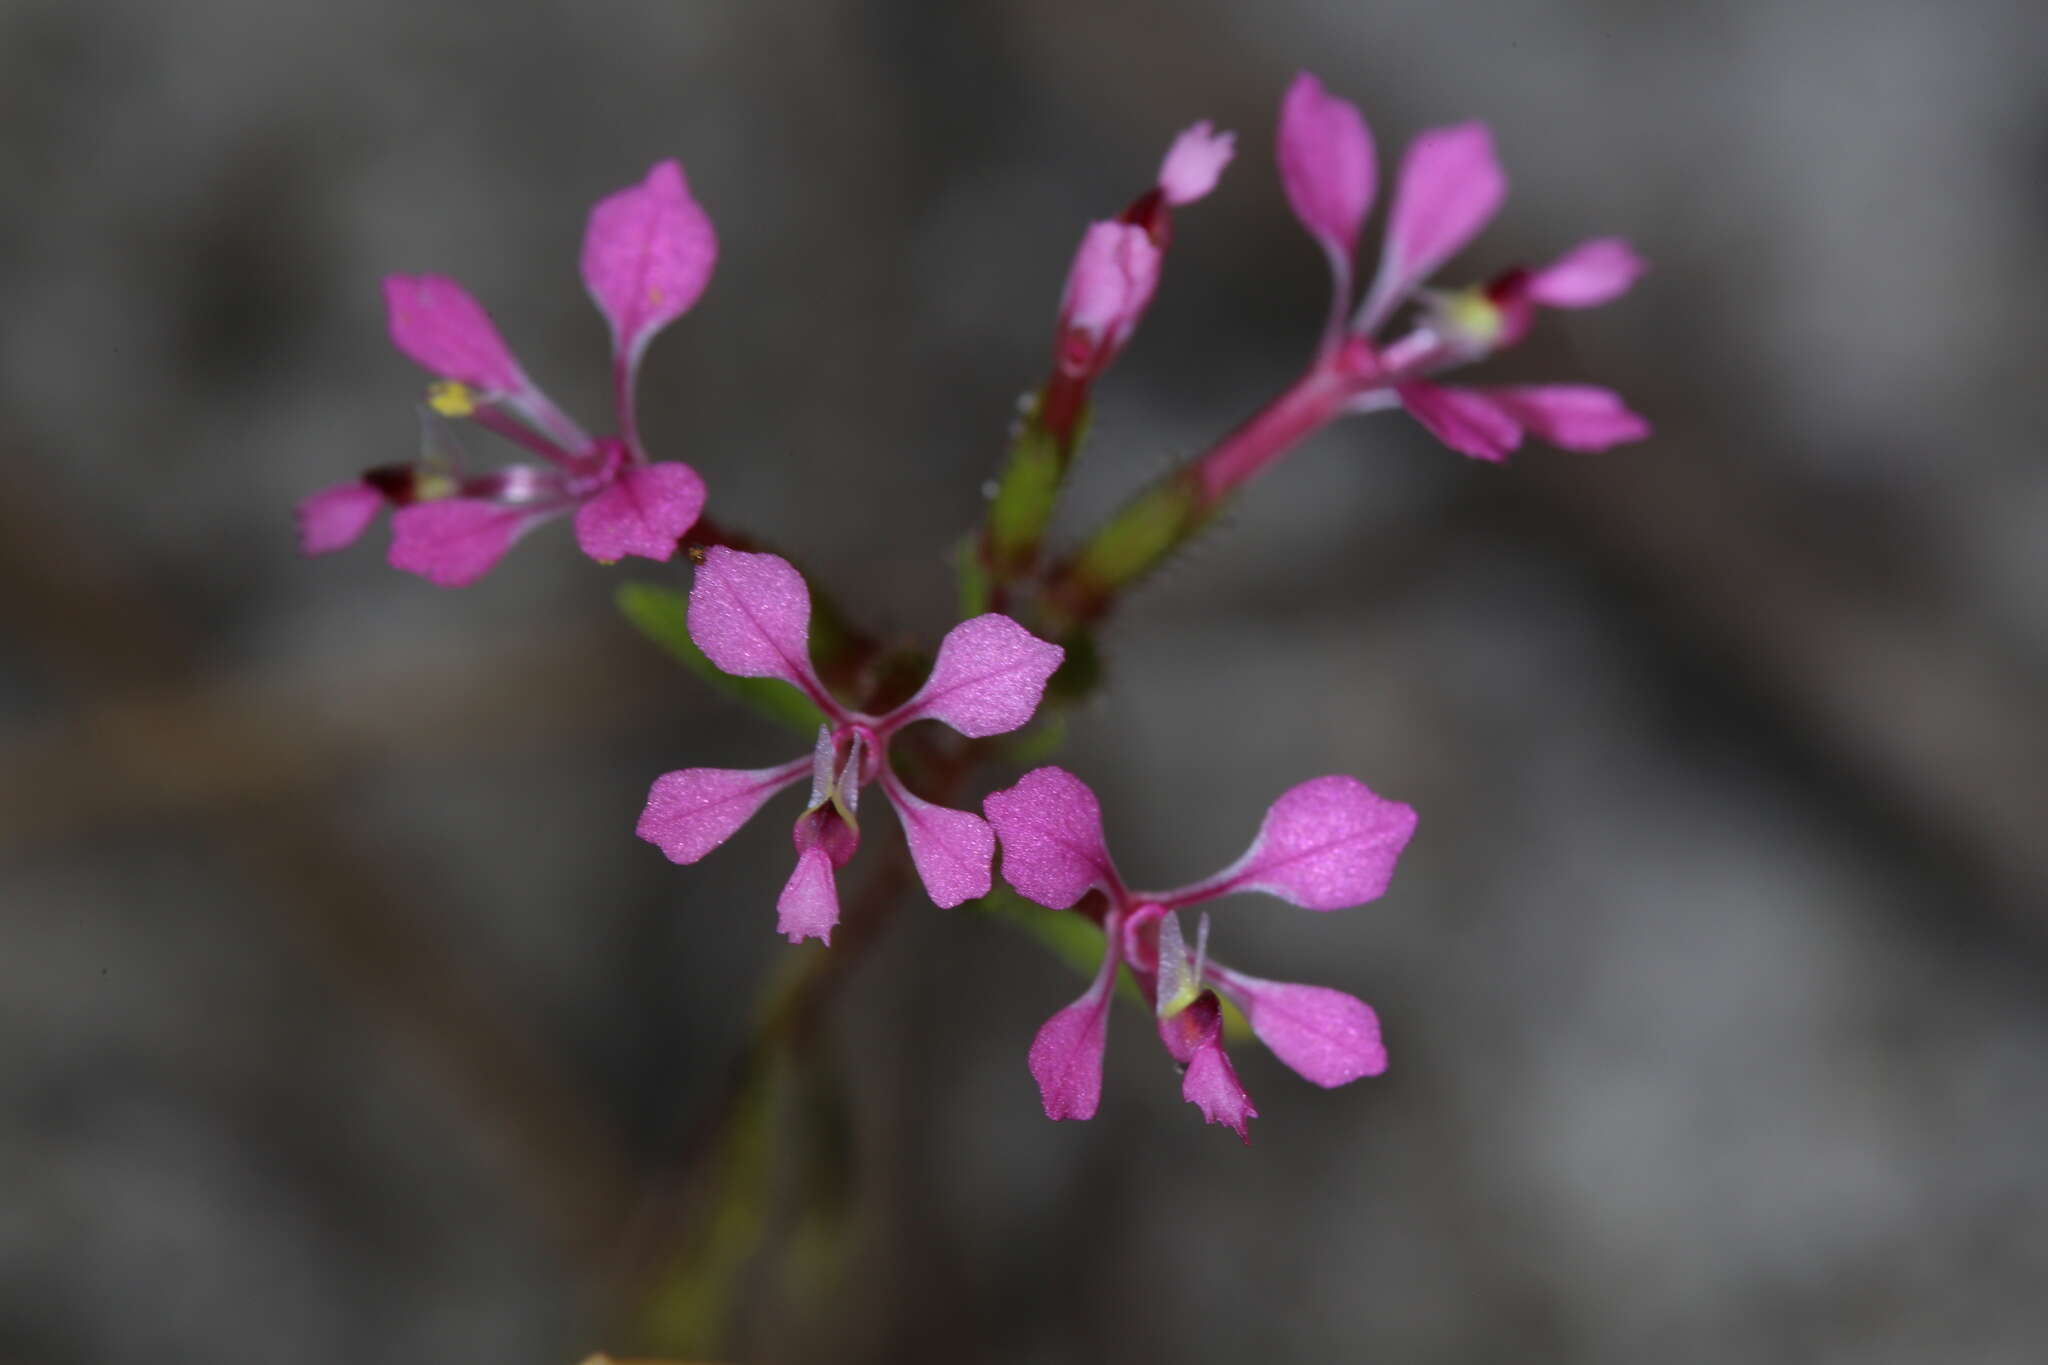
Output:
(1058, 221), (1162, 369)
(1156, 121), (1236, 206)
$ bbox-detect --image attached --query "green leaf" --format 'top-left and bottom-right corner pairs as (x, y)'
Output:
(616, 581), (826, 735)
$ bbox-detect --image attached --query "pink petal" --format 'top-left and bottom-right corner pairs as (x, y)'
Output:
(880, 769), (994, 909)
(295, 482), (384, 555)
(1028, 908), (1124, 1121)
(686, 547), (834, 709)
(581, 159), (718, 368)
(382, 274), (527, 394)
(1158, 992), (1256, 1141)
(1060, 221), (1162, 354)
(887, 614), (1064, 739)
(635, 758), (810, 865)
(1156, 121), (1236, 206)
(1524, 237), (1645, 309)
(1277, 72), (1377, 267)
(387, 498), (546, 587)
(1168, 774), (1416, 912)
(1485, 384), (1651, 452)
(572, 461), (706, 563)
(1396, 378), (1524, 462)
(1207, 966), (1386, 1086)
(1361, 122), (1507, 329)
(984, 766), (1119, 910)
(775, 846), (841, 945)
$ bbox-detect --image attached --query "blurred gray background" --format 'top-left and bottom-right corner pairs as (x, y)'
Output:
(4, 0), (2047, 1361)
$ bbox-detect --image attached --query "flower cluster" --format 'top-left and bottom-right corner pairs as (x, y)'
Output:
(301, 70), (1648, 1140)
(986, 767), (1415, 1140)
(298, 161), (716, 585)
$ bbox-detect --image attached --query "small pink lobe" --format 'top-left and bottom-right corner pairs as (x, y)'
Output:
(882, 772), (994, 909)
(1200, 774), (1416, 911)
(891, 614), (1063, 739)
(636, 761), (808, 864)
(686, 548), (828, 698)
(1396, 379), (1524, 462)
(573, 460), (706, 563)
(295, 482), (383, 555)
(581, 159), (718, 366)
(776, 846), (841, 945)
(386, 499), (535, 587)
(1156, 121), (1236, 206)
(1277, 72), (1377, 264)
(382, 274), (527, 393)
(1371, 122), (1507, 315)
(1524, 237), (1645, 308)
(984, 766), (1116, 910)
(1210, 968), (1387, 1086)
(1162, 993), (1256, 1141)
(1486, 384), (1650, 451)
(1061, 221), (1161, 351)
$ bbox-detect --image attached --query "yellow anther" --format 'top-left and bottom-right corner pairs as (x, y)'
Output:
(1427, 286), (1505, 351)
(413, 471), (459, 501)
(426, 380), (476, 418)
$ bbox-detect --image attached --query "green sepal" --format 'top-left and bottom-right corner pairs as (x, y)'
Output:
(616, 581), (826, 735)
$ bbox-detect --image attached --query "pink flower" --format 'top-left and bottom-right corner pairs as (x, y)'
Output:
(637, 548), (1064, 943)
(985, 766), (1416, 1140)
(1271, 73), (1649, 461)
(297, 160), (717, 586)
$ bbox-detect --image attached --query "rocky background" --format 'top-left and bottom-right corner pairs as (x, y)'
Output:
(4, 1), (2046, 1361)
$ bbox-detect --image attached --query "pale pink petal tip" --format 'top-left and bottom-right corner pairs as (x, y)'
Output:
(1371, 121), (1507, 315)
(1526, 237), (1646, 308)
(382, 274), (526, 393)
(1062, 221), (1162, 348)
(884, 776), (995, 909)
(581, 158), (718, 364)
(637, 762), (807, 865)
(894, 614), (1064, 738)
(1276, 71), (1377, 262)
(1396, 379), (1523, 462)
(984, 766), (1115, 910)
(386, 499), (535, 588)
(572, 460), (706, 563)
(295, 482), (384, 555)
(686, 547), (824, 692)
(1211, 774), (1416, 911)
(1214, 971), (1386, 1086)
(1487, 384), (1650, 452)
(776, 846), (841, 944)
(1029, 994), (1112, 1120)
(1157, 121), (1236, 206)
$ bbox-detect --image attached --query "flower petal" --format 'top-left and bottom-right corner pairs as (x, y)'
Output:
(1484, 384), (1651, 451)
(382, 274), (528, 394)
(880, 769), (994, 909)
(1208, 965), (1386, 1086)
(1165, 774), (1416, 912)
(1156, 121), (1236, 206)
(887, 614), (1064, 739)
(1360, 122), (1506, 330)
(984, 766), (1119, 910)
(636, 758), (810, 865)
(295, 482), (384, 555)
(572, 461), (706, 563)
(1524, 237), (1645, 308)
(1396, 378), (1524, 462)
(686, 547), (834, 710)
(1028, 908), (1124, 1121)
(581, 159), (718, 369)
(1158, 992), (1256, 1141)
(1277, 72), (1376, 269)
(775, 846), (841, 945)
(387, 498), (550, 587)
